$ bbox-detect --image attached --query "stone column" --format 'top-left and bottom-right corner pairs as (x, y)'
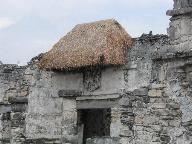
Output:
(167, 0), (192, 46)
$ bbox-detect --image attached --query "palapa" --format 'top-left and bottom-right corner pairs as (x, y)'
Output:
(39, 19), (133, 70)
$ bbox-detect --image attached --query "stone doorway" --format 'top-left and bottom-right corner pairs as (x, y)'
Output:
(77, 108), (111, 144)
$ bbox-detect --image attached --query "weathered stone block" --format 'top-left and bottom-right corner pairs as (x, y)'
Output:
(148, 89), (162, 97)
(119, 97), (132, 107)
(150, 103), (167, 109)
(86, 137), (119, 144)
(120, 129), (133, 137)
(8, 97), (28, 104)
(151, 83), (166, 89)
(62, 99), (76, 111)
(0, 105), (11, 114)
(58, 90), (82, 98)
(150, 97), (167, 103)
(134, 116), (144, 125)
(11, 112), (25, 127)
(19, 90), (28, 97)
(133, 88), (148, 96)
(143, 116), (160, 125)
(166, 102), (180, 110)
(62, 111), (77, 126)
(11, 104), (27, 112)
(28, 88), (63, 114)
(1, 113), (10, 121)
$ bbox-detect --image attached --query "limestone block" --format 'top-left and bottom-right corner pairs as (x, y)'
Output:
(143, 115), (160, 125)
(62, 111), (77, 126)
(8, 97), (28, 104)
(166, 102), (180, 110)
(180, 18), (192, 36)
(119, 137), (132, 144)
(11, 112), (25, 128)
(0, 105), (11, 114)
(28, 88), (62, 114)
(10, 127), (25, 144)
(125, 68), (149, 91)
(134, 116), (144, 125)
(110, 120), (121, 137)
(86, 137), (119, 144)
(19, 90), (28, 97)
(58, 90), (82, 98)
(100, 67), (125, 92)
(133, 88), (148, 96)
(150, 98), (167, 103)
(133, 125), (143, 131)
(150, 103), (167, 109)
(150, 125), (162, 132)
(11, 104), (27, 112)
(148, 89), (162, 97)
(120, 130), (133, 138)
(52, 72), (83, 92)
(151, 83), (166, 90)
(35, 71), (52, 88)
(61, 134), (77, 144)
(168, 119), (181, 127)
(119, 97), (132, 107)
(61, 123), (77, 136)
(26, 114), (63, 139)
(168, 22), (181, 40)
(110, 108), (121, 137)
(62, 99), (76, 111)
(24, 138), (61, 144)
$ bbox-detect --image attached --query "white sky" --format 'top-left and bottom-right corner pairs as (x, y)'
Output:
(0, 0), (173, 65)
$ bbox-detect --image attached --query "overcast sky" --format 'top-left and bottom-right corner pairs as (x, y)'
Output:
(0, 0), (173, 65)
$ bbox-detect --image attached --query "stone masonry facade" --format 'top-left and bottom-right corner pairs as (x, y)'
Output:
(1, 0), (192, 143)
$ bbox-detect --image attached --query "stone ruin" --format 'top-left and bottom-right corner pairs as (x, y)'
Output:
(1, 0), (192, 143)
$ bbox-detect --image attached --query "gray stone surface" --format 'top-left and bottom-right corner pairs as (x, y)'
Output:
(58, 90), (82, 98)
(86, 137), (119, 144)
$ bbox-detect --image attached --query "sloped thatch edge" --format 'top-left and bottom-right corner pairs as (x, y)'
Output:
(38, 19), (133, 71)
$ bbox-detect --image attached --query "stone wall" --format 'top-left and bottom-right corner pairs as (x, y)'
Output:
(0, 64), (29, 143)
(24, 58), (125, 143)
(25, 62), (81, 143)
(117, 33), (192, 144)
(1, 33), (192, 144)
(1, 0), (192, 143)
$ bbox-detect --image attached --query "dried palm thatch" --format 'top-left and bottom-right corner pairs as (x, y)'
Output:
(39, 19), (133, 70)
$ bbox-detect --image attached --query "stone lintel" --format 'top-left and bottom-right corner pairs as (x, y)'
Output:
(8, 97), (28, 104)
(166, 7), (192, 16)
(77, 99), (118, 109)
(76, 94), (119, 101)
(58, 90), (82, 98)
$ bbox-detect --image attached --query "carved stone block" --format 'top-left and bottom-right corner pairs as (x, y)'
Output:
(58, 90), (82, 98)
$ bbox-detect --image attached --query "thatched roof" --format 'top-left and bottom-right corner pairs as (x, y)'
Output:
(39, 19), (133, 70)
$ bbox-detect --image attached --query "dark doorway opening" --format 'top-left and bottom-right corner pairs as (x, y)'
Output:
(77, 108), (111, 144)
